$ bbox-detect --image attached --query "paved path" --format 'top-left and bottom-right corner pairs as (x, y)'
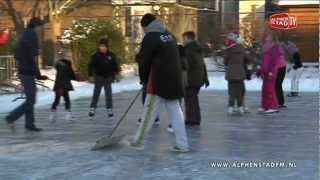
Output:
(0, 91), (318, 180)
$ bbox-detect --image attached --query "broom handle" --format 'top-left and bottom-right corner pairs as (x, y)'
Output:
(108, 89), (142, 137)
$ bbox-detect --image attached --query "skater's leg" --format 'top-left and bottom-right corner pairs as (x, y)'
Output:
(165, 99), (189, 149)
(193, 87), (201, 124)
(20, 75), (37, 128)
(51, 91), (61, 110)
(90, 76), (103, 108)
(236, 81), (245, 107)
(133, 94), (162, 145)
(276, 67), (286, 106)
(184, 87), (194, 123)
(104, 78), (113, 109)
(63, 92), (71, 110)
(228, 81), (236, 107)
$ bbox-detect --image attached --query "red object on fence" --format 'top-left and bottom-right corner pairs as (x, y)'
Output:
(0, 31), (9, 47)
(269, 13), (298, 30)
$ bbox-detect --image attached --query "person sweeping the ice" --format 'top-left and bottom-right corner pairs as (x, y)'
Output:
(130, 14), (189, 152)
(49, 51), (77, 123)
(88, 37), (120, 119)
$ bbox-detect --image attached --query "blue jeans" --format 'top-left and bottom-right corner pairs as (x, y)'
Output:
(7, 75), (37, 127)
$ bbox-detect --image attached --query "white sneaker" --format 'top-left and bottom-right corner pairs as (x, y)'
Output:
(264, 109), (279, 114)
(258, 108), (265, 113)
(167, 125), (174, 133)
(238, 106), (245, 115)
(49, 110), (57, 123)
(65, 111), (73, 121)
(170, 145), (190, 153)
(244, 107), (250, 113)
(228, 107), (235, 115)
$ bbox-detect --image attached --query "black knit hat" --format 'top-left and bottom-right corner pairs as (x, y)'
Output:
(99, 37), (109, 47)
(140, 13), (156, 27)
(27, 17), (44, 28)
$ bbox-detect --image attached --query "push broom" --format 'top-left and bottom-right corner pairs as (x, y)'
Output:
(91, 89), (142, 150)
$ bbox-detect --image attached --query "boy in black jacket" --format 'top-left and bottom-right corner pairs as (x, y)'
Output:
(49, 51), (76, 122)
(88, 37), (120, 118)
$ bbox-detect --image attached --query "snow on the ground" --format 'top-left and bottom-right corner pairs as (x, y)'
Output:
(0, 63), (318, 114)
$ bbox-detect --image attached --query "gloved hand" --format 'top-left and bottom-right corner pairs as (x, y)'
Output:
(37, 75), (48, 80)
(205, 80), (210, 88)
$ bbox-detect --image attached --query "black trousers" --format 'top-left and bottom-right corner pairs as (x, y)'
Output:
(184, 86), (201, 124)
(228, 80), (245, 107)
(276, 67), (286, 106)
(90, 76), (113, 109)
(7, 75), (36, 128)
(51, 91), (71, 110)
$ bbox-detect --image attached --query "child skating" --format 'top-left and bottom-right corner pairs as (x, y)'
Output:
(88, 37), (120, 119)
(49, 51), (77, 122)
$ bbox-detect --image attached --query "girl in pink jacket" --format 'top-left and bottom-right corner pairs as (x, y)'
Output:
(258, 33), (284, 113)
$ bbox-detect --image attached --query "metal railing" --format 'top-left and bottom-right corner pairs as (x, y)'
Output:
(0, 55), (16, 84)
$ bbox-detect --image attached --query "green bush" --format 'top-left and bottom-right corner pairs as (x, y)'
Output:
(62, 20), (134, 77)
(0, 32), (17, 55)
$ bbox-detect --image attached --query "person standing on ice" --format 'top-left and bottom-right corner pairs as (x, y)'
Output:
(88, 37), (120, 119)
(224, 32), (251, 115)
(130, 14), (189, 152)
(274, 37), (287, 109)
(282, 38), (303, 97)
(5, 17), (48, 131)
(0, 29), (9, 47)
(181, 31), (209, 125)
(257, 32), (284, 114)
(49, 51), (77, 123)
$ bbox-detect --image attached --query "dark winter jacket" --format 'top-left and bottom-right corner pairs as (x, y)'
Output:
(88, 51), (120, 78)
(224, 44), (251, 81)
(53, 59), (76, 91)
(14, 28), (41, 77)
(184, 41), (209, 87)
(138, 20), (184, 99)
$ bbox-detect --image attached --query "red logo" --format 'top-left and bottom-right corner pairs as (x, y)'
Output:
(269, 13), (298, 30)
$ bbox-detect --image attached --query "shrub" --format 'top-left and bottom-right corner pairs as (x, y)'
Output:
(61, 20), (134, 77)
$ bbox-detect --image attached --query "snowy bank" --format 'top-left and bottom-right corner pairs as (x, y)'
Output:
(0, 64), (318, 114)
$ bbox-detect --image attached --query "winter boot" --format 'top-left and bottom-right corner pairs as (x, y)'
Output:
(107, 108), (114, 118)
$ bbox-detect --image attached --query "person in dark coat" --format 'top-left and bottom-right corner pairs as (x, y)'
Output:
(131, 14), (189, 152)
(282, 39), (303, 97)
(88, 37), (120, 118)
(49, 52), (77, 122)
(182, 31), (209, 126)
(224, 33), (251, 115)
(5, 17), (48, 131)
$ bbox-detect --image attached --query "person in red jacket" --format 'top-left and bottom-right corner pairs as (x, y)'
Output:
(0, 29), (9, 47)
